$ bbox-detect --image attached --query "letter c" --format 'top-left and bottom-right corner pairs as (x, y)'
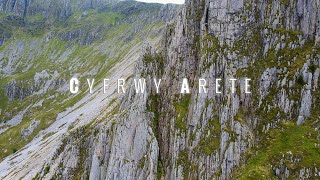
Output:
(70, 78), (79, 94)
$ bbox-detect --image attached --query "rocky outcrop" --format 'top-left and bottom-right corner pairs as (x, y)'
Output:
(21, 119), (40, 140)
(5, 80), (35, 102)
(4, 70), (64, 102)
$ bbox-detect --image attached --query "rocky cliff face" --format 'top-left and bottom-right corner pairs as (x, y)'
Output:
(136, 0), (320, 179)
(0, 0), (118, 19)
(0, 0), (319, 179)
(106, 0), (320, 179)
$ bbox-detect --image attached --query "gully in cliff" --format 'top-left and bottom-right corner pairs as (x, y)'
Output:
(69, 78), (252, 94)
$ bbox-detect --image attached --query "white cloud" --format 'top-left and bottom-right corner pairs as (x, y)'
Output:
(136, 0), (185, 4)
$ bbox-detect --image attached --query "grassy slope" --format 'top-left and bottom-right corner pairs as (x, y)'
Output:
(237, 121), (320, 179)
(0, 5), (164, 161)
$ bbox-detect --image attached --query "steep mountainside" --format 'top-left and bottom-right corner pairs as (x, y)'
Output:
(0, 0), (118, 20)
(0, 0), (180, 179)
(0, 0), (320, 179)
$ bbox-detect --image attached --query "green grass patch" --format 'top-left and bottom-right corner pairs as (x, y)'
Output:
(236, 122), (320, 179)
(174, 95), (191, 132)
(196, 117), (221, 155)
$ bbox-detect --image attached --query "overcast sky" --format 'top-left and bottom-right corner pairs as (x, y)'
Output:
(136, 0), (185, 4)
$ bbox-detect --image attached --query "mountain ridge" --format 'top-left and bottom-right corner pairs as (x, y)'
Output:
(0, 0), (320, 179)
